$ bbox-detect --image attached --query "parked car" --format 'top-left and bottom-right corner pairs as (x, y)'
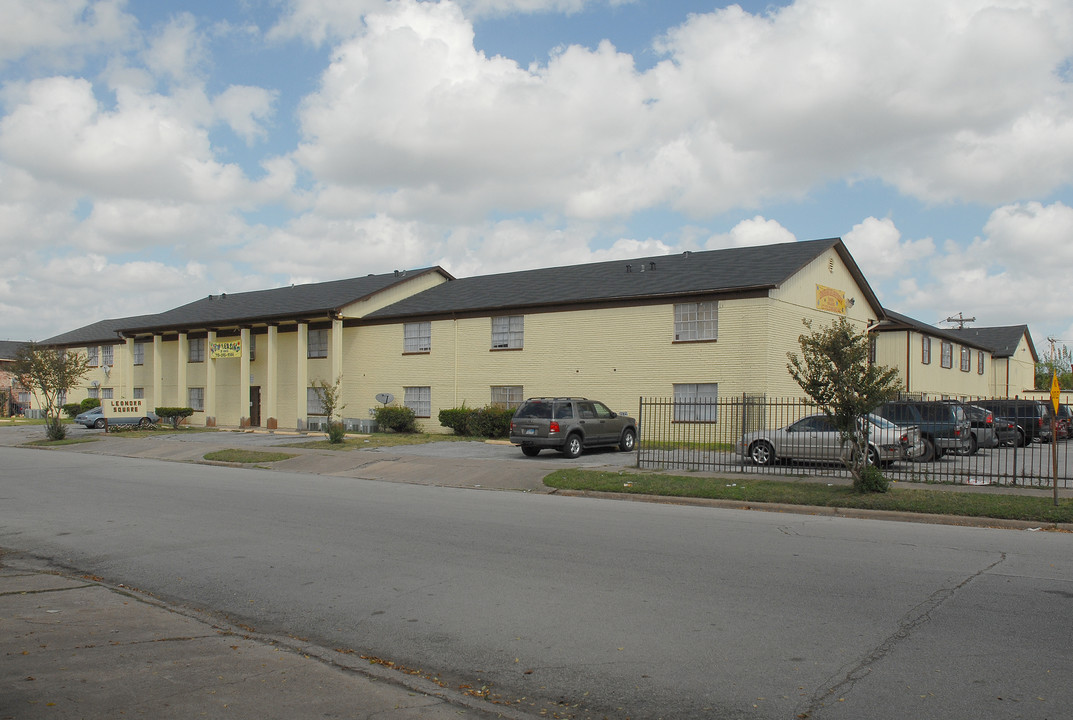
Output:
(1056, 404), (1073, 440)
(737, 413), (921, 467)
(955, 403), (1000, 455)
(972, 399), (1052, 446)
(509, 397), (636, 458)
(873, 400), (972, 462)
(74, 405), (159, 429)
(993, 416), (1019, 447)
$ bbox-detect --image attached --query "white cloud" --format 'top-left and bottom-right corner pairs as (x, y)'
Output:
(214, 85), (278, 145)
(0, 0), (137, 68)
(842, 217), (935, 280)
(142, 12), (208, 82)
(704, 216), (796, 250)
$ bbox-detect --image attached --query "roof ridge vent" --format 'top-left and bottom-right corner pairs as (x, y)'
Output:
(625, 264), (632, 273)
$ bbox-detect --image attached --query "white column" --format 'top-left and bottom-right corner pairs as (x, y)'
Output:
(205, 330), (217, 425)
(240, 327), (251, 427)
(296, 323), (308, 430)
(266, 325), (278, 429)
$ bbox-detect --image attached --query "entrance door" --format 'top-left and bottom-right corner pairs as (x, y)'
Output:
(249, 386), (261, 427)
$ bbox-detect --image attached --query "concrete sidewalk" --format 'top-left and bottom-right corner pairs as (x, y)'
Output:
(0, 555), (511, 720)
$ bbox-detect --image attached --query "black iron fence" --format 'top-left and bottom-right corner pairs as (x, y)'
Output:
(636, 395), (1073, 488)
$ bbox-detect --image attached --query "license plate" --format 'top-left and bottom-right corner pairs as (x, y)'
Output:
(525, 428), (536, 435)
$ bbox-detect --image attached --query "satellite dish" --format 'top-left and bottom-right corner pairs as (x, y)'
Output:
(375, 393), (394, 405)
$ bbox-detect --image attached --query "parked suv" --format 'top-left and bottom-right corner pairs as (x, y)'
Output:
(873, 400), (972, 462)
(510, 397), (637, 458)
(956, 403), (1000, 455)
(972, 399), (1052, 446)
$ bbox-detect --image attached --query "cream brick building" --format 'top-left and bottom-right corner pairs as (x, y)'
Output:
(38, 237), (1036, 432)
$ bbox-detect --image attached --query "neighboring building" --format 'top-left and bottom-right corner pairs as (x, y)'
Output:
(947, 325), (1038, 397)
(39, 238), (886, 432)
(0, 340), (27, 416)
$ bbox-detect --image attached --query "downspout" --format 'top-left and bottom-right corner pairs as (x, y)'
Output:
(905, 330), (911, 391)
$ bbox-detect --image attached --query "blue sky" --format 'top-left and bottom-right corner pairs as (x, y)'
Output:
(2, 0), (1072, 357)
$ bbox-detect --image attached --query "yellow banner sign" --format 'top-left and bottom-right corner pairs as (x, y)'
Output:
(210, 340), (242, 359)
(816, 285), (847, 315)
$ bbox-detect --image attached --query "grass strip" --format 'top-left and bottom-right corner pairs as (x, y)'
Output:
(285, 433), (491, 450)
(23, 436), (100, 447)
(203, 449), (297, 464)
(545, 469), (1073, 525)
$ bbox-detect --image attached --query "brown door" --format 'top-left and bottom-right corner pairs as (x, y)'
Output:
(249, 386), (261, 427)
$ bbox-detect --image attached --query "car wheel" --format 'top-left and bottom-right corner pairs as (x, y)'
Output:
(749, 440), (775, 466)
(619, 427), (636, 452)
(1016, 428), (1027, 447)
(93, 418), (105, 429)
(138, 417), (152, 428)
(954, 433), (979, 456)
(867, 446), (880, 467)
(561, 434), (583, 459)
(521, 446), (540, 457)
(913, 437), (936, 463)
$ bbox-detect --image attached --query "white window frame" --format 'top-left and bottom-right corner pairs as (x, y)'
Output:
(88, 387), (99, 400)
(133, 387), (144, 399)
(978, 350), (985, 375)
(404, 322), (432, 353)
(491, 385), (524, 409)
(101, 345), (114, 366)
(307, 387), (325, 416)
(87, 346), (99, 367)
(189, 338), (206, 363)
(404, 386), (431, 418)
(133, 342), (145, 366)
(101, 388), (114, 400)
(308, 329), (328, 358)
(674, 302), (718, 342)
(491, 316), (524, 350)
(941, 341), (953, 369)
(921, 337), (931, 365)
(673, 383), (719, 422)
(960, 345), (971, 372)
(188, 387), (204, 411)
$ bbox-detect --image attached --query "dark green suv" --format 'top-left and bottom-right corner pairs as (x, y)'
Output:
(509, 397), (637, 458)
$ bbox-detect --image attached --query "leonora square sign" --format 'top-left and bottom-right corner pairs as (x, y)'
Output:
(102, 398), (145, 419)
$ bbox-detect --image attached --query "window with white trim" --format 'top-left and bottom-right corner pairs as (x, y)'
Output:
(308, 329), (328, 358)
(101, 345), (114, 366)
(978, 351), (985, 375)
(133, 342), (145, 366)
(674, 302), (718, 342)
(491, 385), (524, 409)
(101, 388), (114, 400)
(307, 387), (325, 415)
(960, 345), (970, 372)
(404, 322), (431, 353)
(133, 387), (144, 399)
(491, 316), (523, 349)
(405, 386), (431, 418)
(87, 346), (99, 367)
(188, 387), (204, 411)
(189, 338), (205, 363)
(673, 383), (718, 422)
(941, 341), (953, 369)
(88, 387), (99, 400)
(922, 337), (931, 365)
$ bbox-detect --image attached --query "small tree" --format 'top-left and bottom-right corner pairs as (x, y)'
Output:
(312, 377), (347, 443)
(787, 317), (903, 492)
(12, 342), (91, 441)
(155, 407), (194, 429)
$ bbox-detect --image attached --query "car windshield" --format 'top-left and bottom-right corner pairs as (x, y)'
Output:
(867, 414), (898, 429)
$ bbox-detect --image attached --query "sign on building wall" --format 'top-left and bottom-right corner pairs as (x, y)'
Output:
(210, 340), (242, 359)
(815, 285), (847, 315)
(102, 398), (145, 419)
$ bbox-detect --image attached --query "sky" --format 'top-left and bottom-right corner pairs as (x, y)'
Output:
(2, 0), (1072, 357)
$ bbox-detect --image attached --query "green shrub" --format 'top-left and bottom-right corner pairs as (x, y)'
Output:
(46, 417), (67, 441)
(62, 403), (83, 418)
(80, 397), (101, 411)
(374, 405), (418, 433)
(437, 405), (514, 438)
(438, 407), (471, 435)
(853, 464), (890, 493)
(327, 421), (347, 444)
(155, 406), (194, 429)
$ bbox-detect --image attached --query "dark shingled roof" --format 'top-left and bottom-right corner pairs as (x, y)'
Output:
(115, 268), (448, 335)
(0, 340), (28, 360)
(42, 316), (161, 347)
(876, 311), (1035, 359)
(365, 238), (877, 320)
(947, 325), (1037, 361)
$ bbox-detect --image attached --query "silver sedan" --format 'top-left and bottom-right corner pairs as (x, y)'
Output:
(738, 413), (921, 467)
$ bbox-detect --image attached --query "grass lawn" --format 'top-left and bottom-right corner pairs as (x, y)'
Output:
(285, 432), (490, 450)
(545, 469), (1073, 525)
(203, 449), (298, 464)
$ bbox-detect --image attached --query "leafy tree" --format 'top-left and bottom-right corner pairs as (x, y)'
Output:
(155, 407), (194, 429)
(12, 342), (91, 441)
(787, 317), (903, 492)
(312, 377), (347, 443)
(1035, 344), (1073, 391)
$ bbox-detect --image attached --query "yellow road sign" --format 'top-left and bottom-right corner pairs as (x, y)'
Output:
(1051, 372), (1061, 414)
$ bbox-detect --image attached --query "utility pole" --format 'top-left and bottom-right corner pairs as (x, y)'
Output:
(944, 312), (975, 329)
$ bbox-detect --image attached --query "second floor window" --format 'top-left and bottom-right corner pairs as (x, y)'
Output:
(922, 337), (931, 364)
(960, 345), (970, 372)
(404, 322), (431, 353)
(133, 342), (145, 365)
(189, 338), (205, 362)
(87, 346), (99, 366)
(978, 351), (985, 375)
(308, 329), (328, 358)
(941, 341), (953, 369)
(101, 345), (114, 366)
(674, 302), (718, 341)
(491, 316), (524, 350)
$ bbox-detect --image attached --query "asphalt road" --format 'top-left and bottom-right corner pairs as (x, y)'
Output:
(2, 445), (1072, 719)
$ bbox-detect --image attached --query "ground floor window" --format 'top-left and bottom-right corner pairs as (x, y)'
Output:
(101, 388), (114, 400)
(307, 387), (325, 415)
(188, 387), (204, 411)
(491, 385), (524, 409)
(673, 383), (718, 422)
(88, 387), (99, 399)
(133, 387), (144, 399)
(405, 386), (431, 418)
